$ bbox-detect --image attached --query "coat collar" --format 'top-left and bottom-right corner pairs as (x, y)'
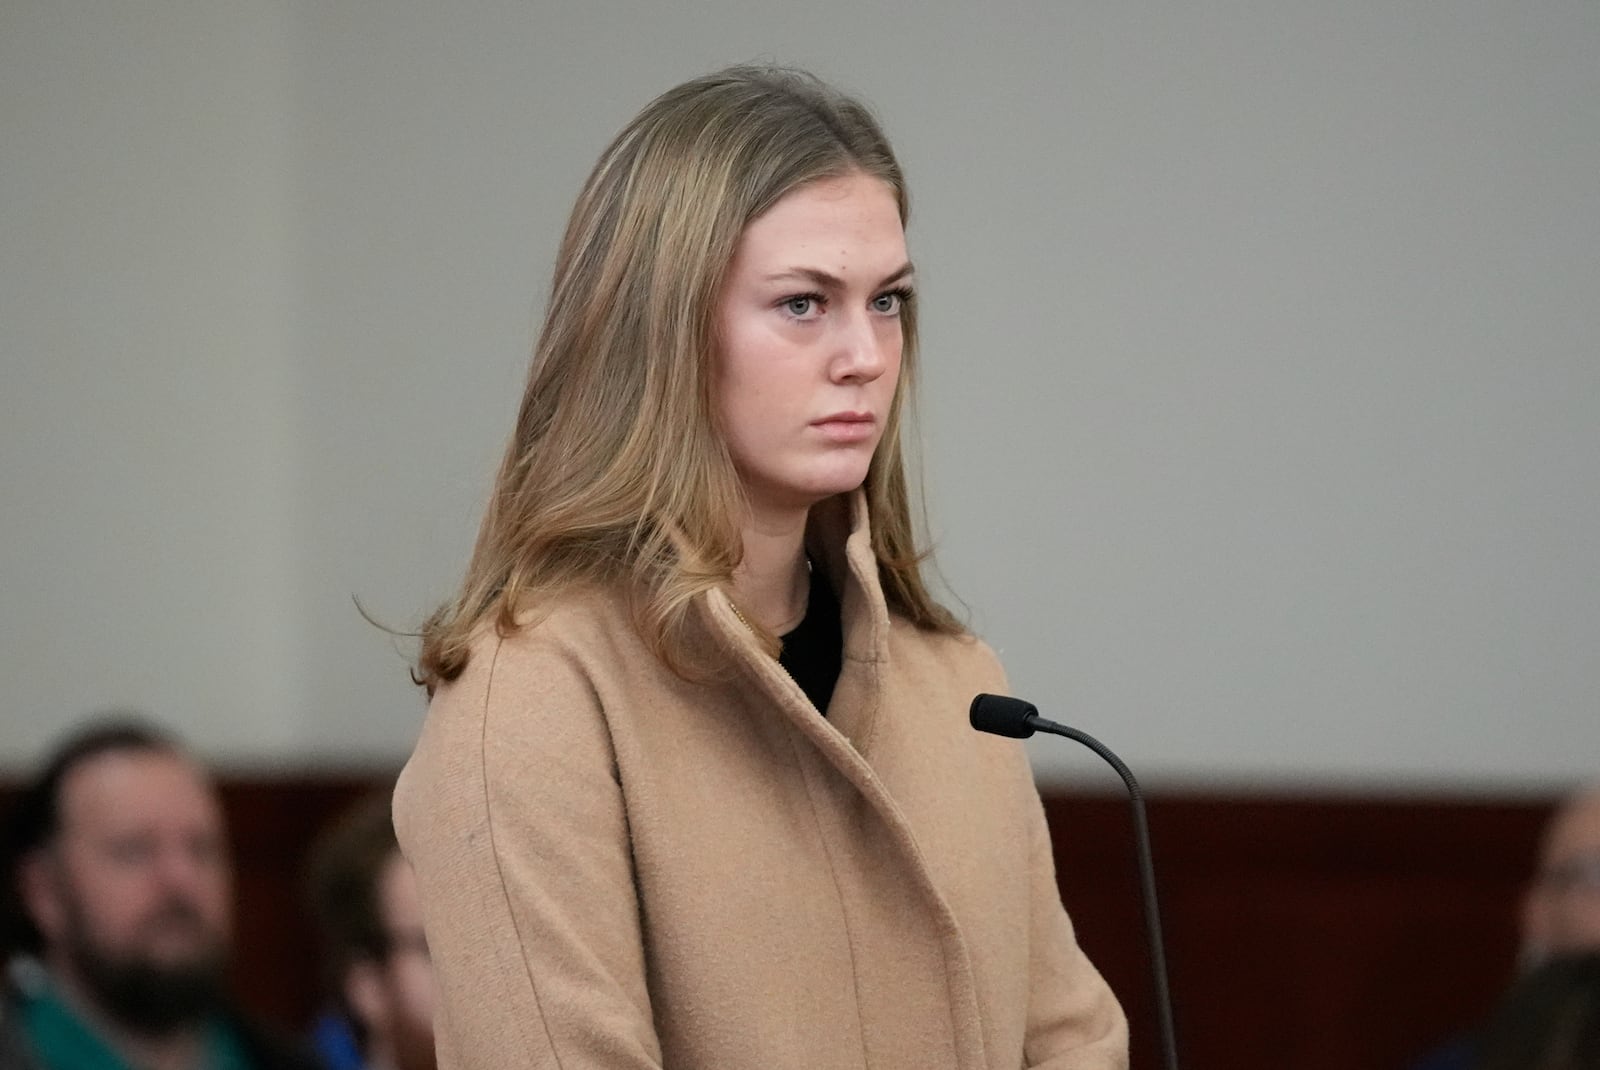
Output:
(695, 494), (991, 1069)
(702, 488), (889, 752)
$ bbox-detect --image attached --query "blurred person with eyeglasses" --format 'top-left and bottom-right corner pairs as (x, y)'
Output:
(1520, 788), (1600, 967)
(305, 792), (435, 1070)
(1412, 787), (1600, 1070)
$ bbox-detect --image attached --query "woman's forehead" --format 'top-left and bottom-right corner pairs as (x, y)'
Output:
(728, 175), (906, 280)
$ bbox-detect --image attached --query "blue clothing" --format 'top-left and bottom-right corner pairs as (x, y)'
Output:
(309, 1012), (363, 1070)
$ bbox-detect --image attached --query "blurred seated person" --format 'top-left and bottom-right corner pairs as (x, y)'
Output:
(1412, 786), (1600, 1070)
(1520, 787), (1600, 967)
(306, 793), (435, 1070)
(0, 716), (318, 1070)
(1471, 952), (1600, 1070)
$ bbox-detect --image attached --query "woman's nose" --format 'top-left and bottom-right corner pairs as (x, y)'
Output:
(831, 313), (895, 383)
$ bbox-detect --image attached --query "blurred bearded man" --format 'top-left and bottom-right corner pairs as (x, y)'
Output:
(0, 717), (318, 1070)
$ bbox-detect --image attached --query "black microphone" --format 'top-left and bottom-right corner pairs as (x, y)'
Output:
(970, 693), (1179, 1070)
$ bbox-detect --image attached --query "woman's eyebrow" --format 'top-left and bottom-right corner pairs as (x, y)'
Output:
(761, 262), (916, 289)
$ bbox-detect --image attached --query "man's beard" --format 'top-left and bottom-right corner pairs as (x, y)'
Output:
(64, 897), (230, 1036)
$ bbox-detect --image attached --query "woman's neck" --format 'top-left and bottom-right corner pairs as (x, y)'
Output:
(731, 507), (811, 635)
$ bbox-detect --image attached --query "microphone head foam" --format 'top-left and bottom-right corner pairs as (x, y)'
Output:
(969, 693), (1039, 739)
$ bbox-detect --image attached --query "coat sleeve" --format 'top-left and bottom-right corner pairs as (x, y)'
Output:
(1021, 784), (1131, 1069)
(393, 634), (664, 1070)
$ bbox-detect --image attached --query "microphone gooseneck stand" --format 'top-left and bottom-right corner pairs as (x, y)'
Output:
(969, 693), (1180, 1070)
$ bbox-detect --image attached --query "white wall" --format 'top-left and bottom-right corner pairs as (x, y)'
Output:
(1, 3), (303, 766)
(3, 3), (1596, 789)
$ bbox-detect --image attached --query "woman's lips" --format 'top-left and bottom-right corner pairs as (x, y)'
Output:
(811, 412), (877, 442)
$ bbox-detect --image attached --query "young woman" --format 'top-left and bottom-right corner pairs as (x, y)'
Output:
(393, 66), (1128, 1070)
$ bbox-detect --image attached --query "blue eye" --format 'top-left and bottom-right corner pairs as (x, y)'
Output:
(872, 288), (912, 315)
(781, 294), (823, 319)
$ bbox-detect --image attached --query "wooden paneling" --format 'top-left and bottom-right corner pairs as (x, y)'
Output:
(1043, 793), (1553, 1069)
(220, 779), (386, 1027)
(2, 780), (1554, 1069)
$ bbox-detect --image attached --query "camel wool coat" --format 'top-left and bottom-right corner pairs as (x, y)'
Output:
(393, 493), (1128, 1070)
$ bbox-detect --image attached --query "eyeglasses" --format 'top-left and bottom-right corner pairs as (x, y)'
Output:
(383, 929), (431, 962)
(1535, 853), (1600, 894)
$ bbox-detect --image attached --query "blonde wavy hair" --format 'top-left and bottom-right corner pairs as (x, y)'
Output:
(417, 65), (961, 690)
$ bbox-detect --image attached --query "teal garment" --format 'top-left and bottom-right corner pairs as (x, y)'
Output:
(16, 975), (252, 1070)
